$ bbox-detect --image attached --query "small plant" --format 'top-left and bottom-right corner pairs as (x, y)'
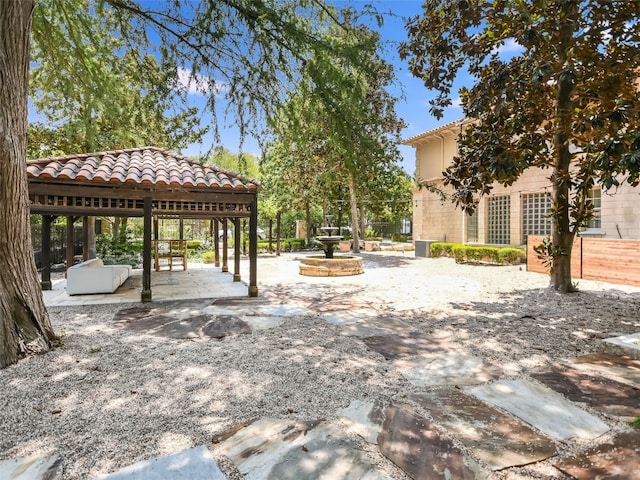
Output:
(631, 416), (640, 429)
(201, 251), (216, 263)
(53, 328), (67, 348)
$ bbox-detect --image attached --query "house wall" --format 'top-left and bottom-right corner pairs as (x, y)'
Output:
(409, 126), (640, 247)
(600, 183), (640, 239)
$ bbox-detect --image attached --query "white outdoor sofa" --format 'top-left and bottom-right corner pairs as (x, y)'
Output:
(66, 257), (132, 295)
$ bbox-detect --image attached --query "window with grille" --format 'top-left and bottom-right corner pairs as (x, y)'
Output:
(466, 210), (478, 243)
(522, 192), (552, 244)
(487, 195), (510, 244)
(586, 188), (601, 229)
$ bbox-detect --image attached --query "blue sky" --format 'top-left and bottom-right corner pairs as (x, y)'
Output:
(182, 0), (466, 175)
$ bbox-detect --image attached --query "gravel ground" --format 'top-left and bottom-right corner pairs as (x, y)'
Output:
(1, 252), (640, 479)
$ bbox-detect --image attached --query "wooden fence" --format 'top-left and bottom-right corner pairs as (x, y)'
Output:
(527, 235), (640, 287)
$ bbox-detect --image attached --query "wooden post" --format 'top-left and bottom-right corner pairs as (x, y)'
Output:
(213, 219), (220, 267)
(249, 198), (258, 297)
(141, 196), (152, 302)
(233, 217), (241, 282)
(41, 215), (52, 290)
(222, 218), (229, 272)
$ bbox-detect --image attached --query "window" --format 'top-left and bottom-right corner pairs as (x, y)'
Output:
(522, 193), (553, 244)
(487, 195), (510, 244)
(466, 210), (478, 243)
(586, 188), (601, 229)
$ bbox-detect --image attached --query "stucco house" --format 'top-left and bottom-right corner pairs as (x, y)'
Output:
(404, 120), (640, 247)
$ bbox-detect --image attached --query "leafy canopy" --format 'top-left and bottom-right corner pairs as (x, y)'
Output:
(29, 0), (206, 156)
(263, 11), (407, 226)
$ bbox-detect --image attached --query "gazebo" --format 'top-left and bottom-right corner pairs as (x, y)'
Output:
(27, 146), (259, 300)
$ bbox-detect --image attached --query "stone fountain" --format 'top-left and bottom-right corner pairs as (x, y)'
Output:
(299, 214), (363, 277)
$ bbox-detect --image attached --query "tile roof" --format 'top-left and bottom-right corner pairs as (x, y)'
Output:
(27, 146), (259, 190)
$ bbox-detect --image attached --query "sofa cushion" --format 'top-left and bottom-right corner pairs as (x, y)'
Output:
(67, 259), (131, 295)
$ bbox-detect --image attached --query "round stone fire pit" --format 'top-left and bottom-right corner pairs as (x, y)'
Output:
(299, 255), (364, 277)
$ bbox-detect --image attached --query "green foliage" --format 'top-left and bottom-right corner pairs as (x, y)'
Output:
(533, 236), (555, 273)
(431, 242), (524, 265)
(281, 238), (306, 251)
(430, 242), (460, 258)
(391, 233), (411, 242)
(29, 0), (206, 156)
(101, 255), (139, 268)
(186, 240), (202, 252)
(453, 245), (524, 265)
(262, 12), (407, 244)
(201, 251), (216, 263)
(96, 233), (143, 256)
(203, 148), (260, 181)
(630, 416), (640, 429)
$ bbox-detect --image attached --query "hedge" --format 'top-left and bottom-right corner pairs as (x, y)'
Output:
(257, 238), (306, 252)
(430, 242), (525, 265)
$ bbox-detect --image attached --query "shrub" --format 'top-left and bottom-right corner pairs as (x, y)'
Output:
(201, 251), (216, 263)
(186, 239), (202, 252)
(430, 242), (461, 257)
(392, 233), (411, 242)
(432, 242), (525, 265)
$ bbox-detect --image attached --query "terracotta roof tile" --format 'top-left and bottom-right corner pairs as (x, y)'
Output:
(27, 147), (259, 191)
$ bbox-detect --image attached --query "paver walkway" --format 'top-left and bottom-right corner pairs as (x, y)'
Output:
(6, 254), (640, 479)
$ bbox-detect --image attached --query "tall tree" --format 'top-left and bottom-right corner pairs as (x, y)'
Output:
(400, 0), (640, 292)
(29, 0), (206, 157)
(1, 0), (381, 367)
(265, 15), (405, 251)
(1, 0), (57, 368)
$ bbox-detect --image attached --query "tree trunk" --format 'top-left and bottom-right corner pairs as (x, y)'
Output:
(348, 173), (360, 253)
(359, 202), (366, 242)
(305, 199), (312, 246)
(0, 0), (57, 368)
(550, 2), (578, 293)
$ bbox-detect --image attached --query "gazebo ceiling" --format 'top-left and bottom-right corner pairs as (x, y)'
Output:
(27, 147), (259, 218)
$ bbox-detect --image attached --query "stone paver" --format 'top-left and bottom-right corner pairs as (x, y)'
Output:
(571, 353), (640, 385)
(469, 379), (610, 441)
(0, 455), (62, 480)
(532, 367), (640, 418)
(362, 332), (456, 360)
(319, 309), (379, 326)
(602, 332), (640, 359)
(554, 431), (640, 480)
(94, 446), (223, 480)
(394, 352), (501, 387)
(201, 315), (252, 338)
(214, 418), (390, 480)
(337, 399), (385, 445)
(411, 389), (556, 470)
(377, 403), (488, 480)
(339, 317), (410, 338)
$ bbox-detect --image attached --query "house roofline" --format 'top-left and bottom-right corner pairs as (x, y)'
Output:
(402, 118), (474, 146)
